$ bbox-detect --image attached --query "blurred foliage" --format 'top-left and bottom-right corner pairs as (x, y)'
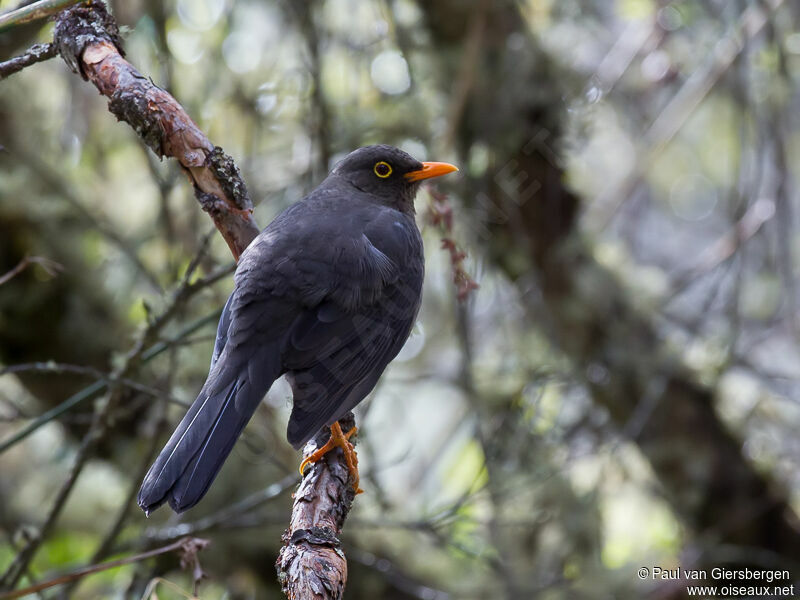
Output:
(1, 0), (800, 598)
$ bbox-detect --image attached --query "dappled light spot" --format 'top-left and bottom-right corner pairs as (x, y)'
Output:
(669, 173), (718, 221)
(176, 0), (226, 32)
(223, 32), (262, 74)
(370, 50), (410, 95)
(166, 27), (205, 64)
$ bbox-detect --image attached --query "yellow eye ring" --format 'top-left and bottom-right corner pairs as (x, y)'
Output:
(374, 161), (392, 178)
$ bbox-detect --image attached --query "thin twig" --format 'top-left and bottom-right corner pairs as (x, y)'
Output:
(0, 402), (114, 589)
(0, 362), (189, 408)
(146, 473), (298, 543)
(666, 197), (776, 296)
(0, 380), (103, 456)
(0, 256), (62, 286)
(0, 537), (208, 599)
(0, 42), (56, 80)
(0, 310), (220, 456)
(426, 190), (479, 302)
(56, 389), (173, 599)
(0, 0), (81, 33)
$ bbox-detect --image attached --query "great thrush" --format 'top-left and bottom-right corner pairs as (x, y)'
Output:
(138, 145), (457, 514)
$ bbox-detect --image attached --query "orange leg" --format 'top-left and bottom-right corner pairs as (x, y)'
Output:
(299, 422), (363, 494)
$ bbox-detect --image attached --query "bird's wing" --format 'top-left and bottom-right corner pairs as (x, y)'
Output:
(210, 292), (234, 369)
(278, 214), (424, 448)
(210, 203), (423, 449)
(282, 283), (419, 448)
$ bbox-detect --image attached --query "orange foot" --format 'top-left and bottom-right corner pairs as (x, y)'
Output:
(299, 422), (363, 494)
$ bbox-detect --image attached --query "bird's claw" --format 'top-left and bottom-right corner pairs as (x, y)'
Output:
(299, 422), (363, 494)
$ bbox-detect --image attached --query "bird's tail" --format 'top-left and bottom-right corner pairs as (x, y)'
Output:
(137, 359), (276, 514)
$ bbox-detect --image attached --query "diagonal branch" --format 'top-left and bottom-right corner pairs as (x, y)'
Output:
(0, 255), (61, 286)
(53, 0), (259, 259)
(0, 0), (80, 33)
(0, 42), (56, 80)
(0, 537), (208, 600)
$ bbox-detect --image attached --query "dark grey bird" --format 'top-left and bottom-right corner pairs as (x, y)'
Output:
(137, 145), (457, 514)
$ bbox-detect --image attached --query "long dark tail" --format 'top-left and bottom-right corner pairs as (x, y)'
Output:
(138, 357), (276, 514)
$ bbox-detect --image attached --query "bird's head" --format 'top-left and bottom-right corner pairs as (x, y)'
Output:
(331, 144), (458, 212)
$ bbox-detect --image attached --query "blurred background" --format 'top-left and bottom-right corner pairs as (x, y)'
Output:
(1, 0), (800, 598)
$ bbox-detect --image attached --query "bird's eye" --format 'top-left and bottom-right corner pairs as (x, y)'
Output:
(373, 161), (392, 178)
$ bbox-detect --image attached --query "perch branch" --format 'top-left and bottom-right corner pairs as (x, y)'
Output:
(276, 413), (357, 600)
(52, 1), (259, 259)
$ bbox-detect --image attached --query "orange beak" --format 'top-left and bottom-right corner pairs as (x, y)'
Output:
(405, 161), (459, 182)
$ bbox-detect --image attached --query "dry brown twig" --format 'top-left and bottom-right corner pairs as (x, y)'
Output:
(0, 537), (208, 600)
(0, 256), (62, 286)
(427, 189), (480, 302)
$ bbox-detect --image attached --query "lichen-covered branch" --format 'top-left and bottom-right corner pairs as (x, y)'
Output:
(52, 1), (259, 259)
(0, 42), (56, 80)
(276, 414), (357, 600)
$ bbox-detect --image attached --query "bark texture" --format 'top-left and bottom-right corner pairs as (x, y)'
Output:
(0, 42), (55, 79)
(276, 414), (357, 600)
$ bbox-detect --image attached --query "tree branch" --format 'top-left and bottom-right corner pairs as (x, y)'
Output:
(0, 0), (80, 33)
(52, 0), (259, 259)
(276, 413), (357, 600)
(0, 537), (208, 600)
(0, 255), (61, 286)
(0, 42), (56, 80)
